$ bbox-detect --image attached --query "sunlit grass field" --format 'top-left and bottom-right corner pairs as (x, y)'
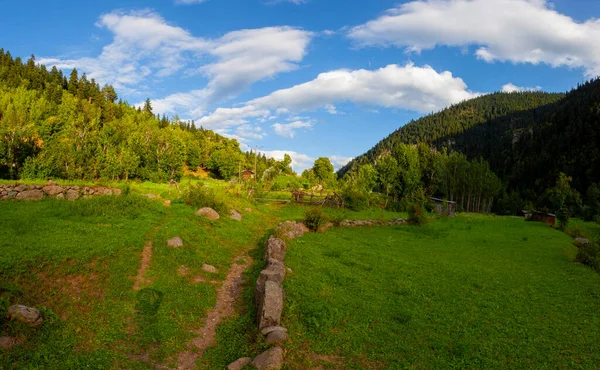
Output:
(282, 214), (600, 369)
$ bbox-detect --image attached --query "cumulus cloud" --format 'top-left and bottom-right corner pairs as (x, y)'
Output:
(192, 63), (477, 139)
(348, 0), (600, 76)
(501, 83), (542, 93)
(272, 120), (313, 138)
(40, 10), (312, 103)
(250, 63), (478, 113)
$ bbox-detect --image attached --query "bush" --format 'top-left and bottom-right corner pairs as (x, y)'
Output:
(341, 188), (370, 211)
(305, 208), (329, 232)
(566, 226), (585, 238)
(575, 240), (599, 271)
(183, 183), (228, 214)
(408, 203), (427, 226)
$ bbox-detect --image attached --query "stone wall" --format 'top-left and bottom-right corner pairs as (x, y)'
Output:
(0, 182), (122, 201)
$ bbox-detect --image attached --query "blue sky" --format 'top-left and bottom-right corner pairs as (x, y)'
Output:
(1, 0), (599, 171)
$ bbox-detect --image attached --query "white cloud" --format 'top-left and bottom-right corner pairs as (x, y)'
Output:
(250, 63), (478, 113)
(348, 0), (600, 76)
(329, 155), (353, 170)
(40, 10), (312, 105)
(201, 27), (312, 102)
(272, 120), (313, 138)
(501, 83), (542, 93)
(324, 104), (338, 114)
(191, 63), (478, 138)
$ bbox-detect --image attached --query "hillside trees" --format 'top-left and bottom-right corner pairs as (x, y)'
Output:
(0, 49), (255, 182)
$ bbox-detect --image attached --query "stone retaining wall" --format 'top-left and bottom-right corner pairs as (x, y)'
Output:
(230, 218), (407, 369)
(0, 182), (121, 201)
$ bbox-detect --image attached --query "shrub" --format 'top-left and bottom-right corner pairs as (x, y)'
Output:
(566, 226), (585, 238)
(575, 240), (599, 271)
(183, 183), (228, 214)
(408, 203), (427, 226)
(305, 208), (328, 232)
(341, 188), (369, 211)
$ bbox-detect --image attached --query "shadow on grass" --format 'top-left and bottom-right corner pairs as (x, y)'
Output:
(135, 288), (164, 346)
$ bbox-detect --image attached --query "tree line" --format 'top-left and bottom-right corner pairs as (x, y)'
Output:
(0, 49), (289, 182)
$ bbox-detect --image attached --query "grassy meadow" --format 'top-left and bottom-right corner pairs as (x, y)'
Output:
(282, 214), (600, 369)
(1, 182), (599, 369)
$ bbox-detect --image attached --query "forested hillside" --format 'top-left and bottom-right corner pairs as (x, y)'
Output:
(0, 49), (281, 182)
(339, 81), (600, 215)
(339, 91), (564, 177)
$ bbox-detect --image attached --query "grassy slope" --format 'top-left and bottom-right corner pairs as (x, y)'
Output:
(283, 214), (600, 369)
(0, 189), (277, 369)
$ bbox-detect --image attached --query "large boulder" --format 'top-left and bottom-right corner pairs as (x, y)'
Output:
(250, 346), (284, 370)
(8, 305), (43, 326)
(16, 190), (44, 200)
(264, 237), (286, 264)
(265, 328), (288, 345)
(196, 207), (220, 220)
(257, 280), (283, 329)
(255, 260), (286, 306)
(202, 264), (218, 274)
(227, 357), (252, 370)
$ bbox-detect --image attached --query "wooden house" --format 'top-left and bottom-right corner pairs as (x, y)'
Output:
(241, 170), (255, 180)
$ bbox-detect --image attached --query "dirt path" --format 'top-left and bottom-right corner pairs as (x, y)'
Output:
(132, 241), (153, 290)
(176, 253), (254, 369)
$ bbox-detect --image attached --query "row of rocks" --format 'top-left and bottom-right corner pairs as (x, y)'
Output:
(0, 182), (121, 201)
(228, 221), (309, 370)
(1, 305), (43, 350)
(195, 207), (246, 222)
(339, 218), (407, 227)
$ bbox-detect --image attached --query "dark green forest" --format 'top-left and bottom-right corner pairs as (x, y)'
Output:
(0, 50), (283, 182)
(339, 81), (600, 217)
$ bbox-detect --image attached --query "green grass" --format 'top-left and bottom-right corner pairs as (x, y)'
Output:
(0, 190), (280, 369)
(282, 214), (600, 369)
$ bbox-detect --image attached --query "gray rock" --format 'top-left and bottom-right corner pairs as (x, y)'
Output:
(56, 193), (65, 200)
(42, 185), (64, 196)
(230, 209), (243, 221)
(15, 185), (28, 192)
(167, 236), (183, 247)
(66, 189), (79, 201)
(575, 237), (590, 246)
(255, 260), (286, 306)
(8, 305), (43, 326)
(227, 357), (252, 370)
(202, 264), (218, 274)
(275, 221), (308, 241)
(264, 237), (286, 264)
(260, 326), (288, 336)
(196, 207), (220, 220)
(265, 329), (288, 345)
(15, 189), (44, 200)
(162, 199), (171, 207)
(113, 188), (122, 195)
(250, 346), (284, 370)
(143, 193), (157, 200)
(257, 280), (283, 329)
(0, 336), (19, 350)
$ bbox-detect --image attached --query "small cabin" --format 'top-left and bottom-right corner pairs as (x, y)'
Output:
(241, 170), (255, 180)
(429, 197), (456, 217)
(522, 210), (556, 226)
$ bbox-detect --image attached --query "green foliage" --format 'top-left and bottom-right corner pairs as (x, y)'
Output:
(304, 208), (328, 232)
(575, 240), (599, 271)
(340, 186), (370, 211)
(183, 182), (228, 214)
(271, 174), (303, 191)
(408, 203), (428, 225)
(312, 157), (335, 185)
